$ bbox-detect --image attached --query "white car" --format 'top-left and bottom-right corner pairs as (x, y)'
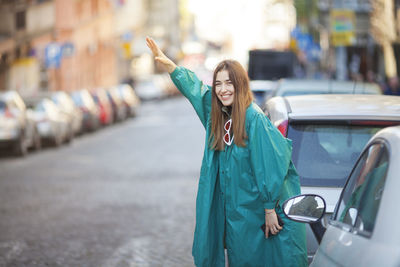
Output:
(283, 125), (400, 267)
(52, 91), (83, 135)
(116, 84), (141, 117)
(134, 75), (168, 101)
(265, 94), (400, 262)
(27, 98), (71, 146)
(249, 80), (277, 109)
(271, 78), (382, 99)
(0, 91), (39, 156)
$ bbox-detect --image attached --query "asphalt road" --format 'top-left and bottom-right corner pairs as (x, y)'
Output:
(0, 96), (205, 267)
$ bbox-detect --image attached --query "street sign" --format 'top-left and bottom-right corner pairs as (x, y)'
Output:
(45, 43), (61, 68)
(330, 9), (356, 46)
(62, 42), (75, 57)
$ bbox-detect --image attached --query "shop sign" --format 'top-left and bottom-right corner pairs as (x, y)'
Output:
(330, 9), (356, 46)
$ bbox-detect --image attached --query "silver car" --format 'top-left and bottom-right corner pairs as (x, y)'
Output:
(71, 89), (100, 132)
(250, 80), (277, 109)
(271, 79), (382, 99)
(283, 125), (400, 267)
(52, 91), (83, 136)
(264, 94), (400, 262)
(27, 98), (70, 146)
(0, 91), (38, 156)
(116, 84), (140, 117)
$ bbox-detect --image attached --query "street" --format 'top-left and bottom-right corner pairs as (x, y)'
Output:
(0, 97), (205, 267)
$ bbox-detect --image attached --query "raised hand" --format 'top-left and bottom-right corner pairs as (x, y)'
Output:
(146, 37), (177, 74)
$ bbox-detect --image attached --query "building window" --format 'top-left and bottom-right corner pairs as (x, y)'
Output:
(15, 11), (26, 30)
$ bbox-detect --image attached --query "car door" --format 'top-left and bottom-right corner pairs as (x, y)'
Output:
(311, 141), (390, 267)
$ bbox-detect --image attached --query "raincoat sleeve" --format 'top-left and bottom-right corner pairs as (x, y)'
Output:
(248, 112), (293, 209)
(170, 66), (212, 128)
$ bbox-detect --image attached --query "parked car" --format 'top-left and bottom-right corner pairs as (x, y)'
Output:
(283, 125), (400, 267)
(250, 80), (277, 109)
(70, 89), (100, 132)
(134, 75), (168, 101)
(25, 109), (42, 151)
(51, 91), (83, 135)
(91, 88), (113, 126)
(25, 97), (71, 146)
(264, 94), (400, 262)
(265, 79), (382, 104)
(106, 87), (127, 122)
(0, 90), (38, 156)
(115, 84), (140, 117)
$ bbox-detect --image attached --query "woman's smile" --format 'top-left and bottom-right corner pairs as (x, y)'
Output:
(220, 93), (233, 100)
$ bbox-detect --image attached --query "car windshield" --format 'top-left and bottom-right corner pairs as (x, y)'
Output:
(35, 102), (46, 112)
(71, 93), (83, 106)
(287, 123), (386, 187)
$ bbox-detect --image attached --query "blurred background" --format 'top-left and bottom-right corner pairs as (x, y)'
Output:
(1, 0), (400, 266)
(1, 0), (400, 95)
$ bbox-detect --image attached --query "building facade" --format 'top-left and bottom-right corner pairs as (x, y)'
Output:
(0, 0), (120, 95)
(0, 0), (54, 95)
(53, 0), (117, 92)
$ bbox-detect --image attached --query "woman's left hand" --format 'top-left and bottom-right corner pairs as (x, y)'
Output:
(146, 37), (177, 74)
(264, 209), (282, 238)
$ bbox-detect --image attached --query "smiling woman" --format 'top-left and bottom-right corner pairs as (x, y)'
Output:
(146, 37), (307, 267)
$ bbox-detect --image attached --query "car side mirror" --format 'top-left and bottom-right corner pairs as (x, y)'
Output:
(282, 194), (326, 223)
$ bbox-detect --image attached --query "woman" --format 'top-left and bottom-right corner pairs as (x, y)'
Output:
(146, 37), (307, 267)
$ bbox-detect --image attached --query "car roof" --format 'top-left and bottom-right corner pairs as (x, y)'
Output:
(372, 125), (400, 147)
(284, 94), (400, 120)
(23, 96), (51, 107)
(0, 90), (20, 100)
(250, 80), (277, 92)
(276, 79), (381, 95)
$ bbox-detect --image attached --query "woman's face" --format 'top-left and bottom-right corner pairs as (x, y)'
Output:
(215, 70), (235, 106)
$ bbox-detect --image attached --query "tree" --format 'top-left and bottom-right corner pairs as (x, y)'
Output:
(370, 0), (397, 78)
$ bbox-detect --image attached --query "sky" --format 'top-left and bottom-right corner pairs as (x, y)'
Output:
(186, 0), (295, 65)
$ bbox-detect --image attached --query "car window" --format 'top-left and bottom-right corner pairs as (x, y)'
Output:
(35, 102), (46, 112)
(71, 93), (83, 106)
(334, 142), (389, 237)
(52, 95), (60, 104)
(288, 124), (383, 187)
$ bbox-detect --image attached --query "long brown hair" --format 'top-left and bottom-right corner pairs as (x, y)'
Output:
(210, 60), (253, 150)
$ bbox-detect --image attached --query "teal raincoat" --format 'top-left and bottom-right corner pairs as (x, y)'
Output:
(170, 67), (307, 267)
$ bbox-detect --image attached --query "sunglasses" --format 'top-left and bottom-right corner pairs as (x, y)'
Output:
(224, 119), (234, 146)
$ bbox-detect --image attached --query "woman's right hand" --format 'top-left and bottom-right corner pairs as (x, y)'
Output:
(264, 209), (283, 239)
(146, 37), (177, 74)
